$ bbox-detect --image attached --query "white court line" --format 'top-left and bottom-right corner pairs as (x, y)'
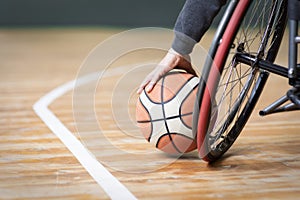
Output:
(33, 67), (137, 200)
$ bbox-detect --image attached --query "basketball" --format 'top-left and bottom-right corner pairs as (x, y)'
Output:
(136, 70), (199, 154)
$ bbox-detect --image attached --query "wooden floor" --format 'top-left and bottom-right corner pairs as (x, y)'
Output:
(0, 27), (299, 200)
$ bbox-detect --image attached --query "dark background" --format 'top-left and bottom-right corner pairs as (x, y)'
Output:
(0, 0), (187, 27)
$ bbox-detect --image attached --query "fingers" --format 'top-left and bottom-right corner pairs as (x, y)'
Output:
(175, 56), (198, 77)
(137, 69), (161, 94)
(175, 64), (197, 77)
(137, 49), (196, 95)
(145, 81), (156, 93)
(137, 78), (150, 94)
(137, 69), (155, 94)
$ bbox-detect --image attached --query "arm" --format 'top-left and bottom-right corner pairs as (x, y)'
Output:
(172, 0), (227, 55)
(137, 0), (227, 94)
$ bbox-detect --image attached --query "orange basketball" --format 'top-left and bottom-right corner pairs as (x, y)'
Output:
(136, 70), (199, 155)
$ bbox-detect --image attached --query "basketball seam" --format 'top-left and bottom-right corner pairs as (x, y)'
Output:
(161, 75), (182, 154)
(170, 132), (195, 140)
(144, 90), (161, 105)
(138, 96), (153, 142)
(179, 84), (199, 130)
(155, 133), (194, 152)
(142, 72), (195, 105)
(137, 112), (193, 123)
(162, 75), (197, 104)
(139, 72), (198, 154)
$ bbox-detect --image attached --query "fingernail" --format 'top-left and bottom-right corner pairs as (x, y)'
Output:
(145, 85), (151, 92)
(137, 88), (142, 94)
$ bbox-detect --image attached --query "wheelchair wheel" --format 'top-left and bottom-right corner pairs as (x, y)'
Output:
(196, 0), (287, 162)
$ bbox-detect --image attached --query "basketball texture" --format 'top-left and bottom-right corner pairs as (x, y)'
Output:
(136, 70), (199, 154)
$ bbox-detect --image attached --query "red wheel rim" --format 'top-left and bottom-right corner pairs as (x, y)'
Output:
(197, 0), (251, 161)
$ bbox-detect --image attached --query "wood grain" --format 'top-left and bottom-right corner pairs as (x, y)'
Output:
(0, 28), (299, 200)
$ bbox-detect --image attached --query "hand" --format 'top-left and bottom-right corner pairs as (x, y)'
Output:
(137, 49), (197, 94)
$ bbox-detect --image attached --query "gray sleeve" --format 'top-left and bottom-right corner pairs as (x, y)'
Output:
(172, 0), (227, 55)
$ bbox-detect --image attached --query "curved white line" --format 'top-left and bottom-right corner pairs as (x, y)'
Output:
(33, 69), (137, 200)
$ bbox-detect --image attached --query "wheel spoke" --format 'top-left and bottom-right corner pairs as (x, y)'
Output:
(200, 0), (287, 161)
